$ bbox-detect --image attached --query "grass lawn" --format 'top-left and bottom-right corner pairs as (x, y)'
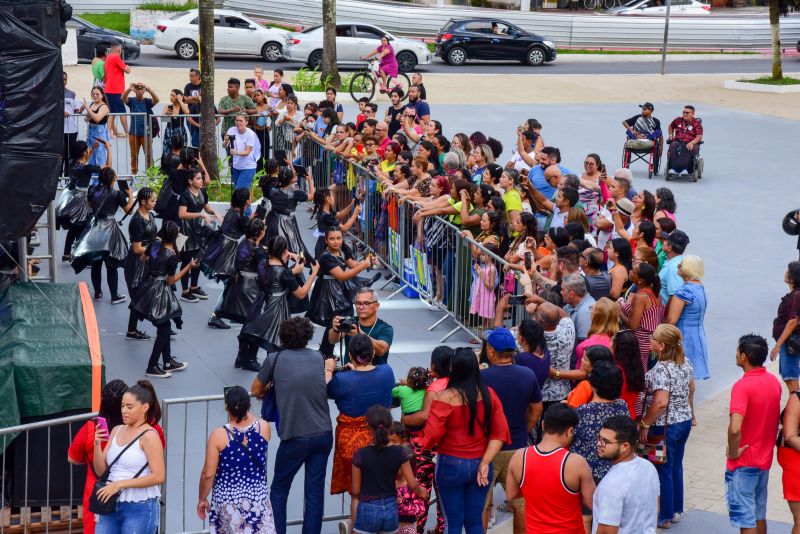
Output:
(738, 76), (800, 85)
(81, 12), (130, 35)
(138, 1), (197, 10)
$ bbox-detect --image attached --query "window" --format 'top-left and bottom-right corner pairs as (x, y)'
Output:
(226, 16), (251, 29)
(461, 22), (493, 34)
(355, 26), (383, 39)
(336, 25), (353, 37)
(189, 16), (224, 26)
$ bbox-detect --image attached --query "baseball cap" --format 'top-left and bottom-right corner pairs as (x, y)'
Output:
(486, 163), (504, 182)
(640, 103), (655, 111)
(660, 229), (690, 249)
(483, 328), (517, 352)
(616, 198), (635, 217)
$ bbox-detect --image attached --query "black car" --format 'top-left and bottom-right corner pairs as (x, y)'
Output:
(66, 15), (140, 62)
(435, 18), (556, 66)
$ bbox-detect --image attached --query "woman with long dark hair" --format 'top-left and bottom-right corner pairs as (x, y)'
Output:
(201, 187), (251, 282)
(610, 330), (647, 417)
(654, 187), (677, 224)
(131, 221), (195, 378)
(161, 88), (189, 154)
(71, 167), (134, 304)
(237, 235), (319, 370)
(418, 348), (510, 534)
(123, 187), (157, 341)
(311, 187), (360, 259)
(57, 139), (112, 262)
(214, 218), (267, 326)
(266, 166), (315, 263)
(607, 237), (633, 300)
(84, 86), (109, 167)
(618, 262), (664, 372)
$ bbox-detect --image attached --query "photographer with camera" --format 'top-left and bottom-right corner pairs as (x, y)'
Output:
(328, 288), (394, 366)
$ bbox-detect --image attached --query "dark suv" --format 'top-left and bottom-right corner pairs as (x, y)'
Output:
(435, 18), (556, 66)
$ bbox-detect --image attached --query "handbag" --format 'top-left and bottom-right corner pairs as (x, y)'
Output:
(89, 430), (151, 515)
(260, 351), (283, 422)
(637, 369), (671, 465)
(786, 332), (800, 356)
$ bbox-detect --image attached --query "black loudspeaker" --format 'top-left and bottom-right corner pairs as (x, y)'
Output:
(0, 0), (67, 47)
(0, 7), (64, 241)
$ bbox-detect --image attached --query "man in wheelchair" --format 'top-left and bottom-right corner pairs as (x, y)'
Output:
(667, 105), (703, 175)
(622, 102), (663, 173)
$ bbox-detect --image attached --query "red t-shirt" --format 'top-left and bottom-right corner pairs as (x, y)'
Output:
(377, 136), (391, 158)
(418, 388), (510, 458)
(727, 367), (782, 471)
(104, 53), (128, 94)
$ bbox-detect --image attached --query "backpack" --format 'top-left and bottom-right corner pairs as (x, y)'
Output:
(146, 100), (160, 138)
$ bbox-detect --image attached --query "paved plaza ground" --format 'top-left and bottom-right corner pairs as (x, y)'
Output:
(51, 64), (800, 531)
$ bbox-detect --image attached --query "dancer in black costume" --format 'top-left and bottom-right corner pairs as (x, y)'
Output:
(56, 139), (111, 262)
(156, 147), (210, 223)
(131, 221), (193, 378)
(71, 167), (134, 304)
(214, 218), (267, 326)
(311, 186), (361, 259)
(237, 235), (319, 370)
(123, 187), (157, 341)
(265, 166), (315, 262)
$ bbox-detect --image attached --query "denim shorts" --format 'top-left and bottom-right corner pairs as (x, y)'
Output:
(779, 345), (800, 380)
(354, 496), (399, 534)
(95, 497), (159, 534)
(725, 467), (769, 528)
(105, 93), (125, 113)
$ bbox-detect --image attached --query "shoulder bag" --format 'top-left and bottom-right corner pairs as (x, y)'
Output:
(89, 429), (151, 515)
(260, 351), (283, 422)
(637, 367), (671, 465)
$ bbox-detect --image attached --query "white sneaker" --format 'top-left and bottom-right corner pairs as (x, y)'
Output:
(668, 168), (678, 175)
(680, 169), (689, 176)
(29, 231), (40, 247)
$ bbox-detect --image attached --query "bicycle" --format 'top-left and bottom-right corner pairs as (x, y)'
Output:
(348, 58), (411, 104)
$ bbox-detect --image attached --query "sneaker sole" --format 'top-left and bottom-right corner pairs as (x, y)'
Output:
(180, 296), (199, 303)
(165, 365), (189, 372)
(111, 298), (127, 305)
(193, 294), (209, 300)
(145, 371), (172, 378)
(125, 336), (150, 341)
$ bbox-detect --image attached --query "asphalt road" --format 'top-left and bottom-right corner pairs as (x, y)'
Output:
(128, 45), (800, 75)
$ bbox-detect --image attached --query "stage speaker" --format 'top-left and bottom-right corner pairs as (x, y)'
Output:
(0, 0), (70, 46)
(0, 7), (64, 241)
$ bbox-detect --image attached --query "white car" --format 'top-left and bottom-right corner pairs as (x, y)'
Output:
(284, 23), (432, 72)
(607, 0), (711, 15)
(154, 9), (289, 61)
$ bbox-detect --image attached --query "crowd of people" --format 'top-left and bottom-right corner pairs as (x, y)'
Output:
(15, 49), (794, 534)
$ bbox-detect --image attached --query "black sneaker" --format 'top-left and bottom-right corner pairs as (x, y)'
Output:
(94, 292), (103, 301)
(170, 329), (178, 337)
(180, 291), (199, 303)
(110, 294), (127, 305)
(163, 358), (189, 372)
(61, 254), (71, 263)
(125, 330), (151, 341)
(145, 366), (172, 379)
(191, 287), (209, 300)
(208, 316), (231, 329)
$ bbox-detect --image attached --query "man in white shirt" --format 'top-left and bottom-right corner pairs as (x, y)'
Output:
(63, 71), (84, 175)
(507, 130), (537, 172)
(593, 415), (659, 534)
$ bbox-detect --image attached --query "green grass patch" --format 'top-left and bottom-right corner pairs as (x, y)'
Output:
(138, 1), (197, 11)
(81, 12), (130, 34)
(737, 76), (800, 85)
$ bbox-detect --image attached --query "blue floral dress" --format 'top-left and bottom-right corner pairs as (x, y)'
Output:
(209, 420), (276, 534)
(674, 282), (709, 380)
(571, 399), (630, 482)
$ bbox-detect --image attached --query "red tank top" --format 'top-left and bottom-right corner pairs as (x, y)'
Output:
(520, 446), (584, 534)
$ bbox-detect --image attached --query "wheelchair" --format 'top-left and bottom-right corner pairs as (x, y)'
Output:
(665, 117), (704, 182)
(622, 136), (661, 179)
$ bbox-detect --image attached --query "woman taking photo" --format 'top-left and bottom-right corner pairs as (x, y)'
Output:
(178, 168), (223, 303)
(418, 347), (510, 534)
(618, 262), (664, 371)
(91, 382), (165, 533)
(161, 89), (189, 154)
(197, 385), (276, 533)
(123, 187), (157, 341)
(666, 255), (709, 380)
(771, 261), (800, 393)
(84, 86), (110, 167)
(274, 93), (303, 156)
(238, 235), (319, 371)
(253, 89), (272, 170)
(266, 166), (315, 263)
(326, 335), (395, 517)
(71, 167), (134, 304)
(214, 218), (267, 326)
(639, 324), (695, 530)
(57, 139), (112, 263)
(578, 153), (603, 223)
(311, 187), (361, 259)
(131, 221), (194, 378)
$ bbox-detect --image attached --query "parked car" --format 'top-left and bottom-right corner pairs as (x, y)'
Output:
(283, 23), (432, 72)
(434, 18), (556, 66)
(607, 0), (711, 15)
(154, 9), (289, 61)
(66, 15), (140, 62)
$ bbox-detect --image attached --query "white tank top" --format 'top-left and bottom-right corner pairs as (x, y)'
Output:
(106, 428), (161, 502)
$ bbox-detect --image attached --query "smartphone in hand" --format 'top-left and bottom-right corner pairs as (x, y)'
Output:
(117, 179), (130, 191)
(524, 252), (532, 271)
(95, 416), (109, 435)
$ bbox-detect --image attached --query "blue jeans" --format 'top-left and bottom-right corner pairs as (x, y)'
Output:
(779, 344), (800, 381)
(94, 497), (159, 534)
(435, 454), (491, 534)
(87, 124), (108, 167)
(354, 496), (399, 534)
(188, 124), (200, 148)
(651, 419), (692, 523)
(270, 431), (333, 534)
(232, 167), (257, 190)
(725, 467), (769, 528)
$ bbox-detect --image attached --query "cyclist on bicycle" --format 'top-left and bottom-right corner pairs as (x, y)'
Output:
(361, 35), (399, 93)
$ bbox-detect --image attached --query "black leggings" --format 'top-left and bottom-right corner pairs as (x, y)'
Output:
(127, 309), (140, 333)
(180, 252), (201, 292)
(64, 224), (85, 256)
(90, 258), (119, 296)
(237, 334), (260, 362)
(147, 322), (172, 370)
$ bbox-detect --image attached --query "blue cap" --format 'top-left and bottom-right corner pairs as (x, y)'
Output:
(483, 328), (517, 352)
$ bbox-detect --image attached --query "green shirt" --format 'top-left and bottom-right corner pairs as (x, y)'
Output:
(504, 189), (523, 236)
(448, 198), (463, 226)
(392, 385), (426, 414)
(218, 94), (255, 130)
(91, 60), (105, 87)
(655, 240), (667, 271)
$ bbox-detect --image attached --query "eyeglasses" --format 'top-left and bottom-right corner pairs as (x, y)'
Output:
(597, 437), (620, 446)
(354, 301), (377, 308)
(583, 161), (595, 166)
(682, 111), (692, 115)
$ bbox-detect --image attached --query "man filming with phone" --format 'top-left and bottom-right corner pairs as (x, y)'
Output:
(328, 288), (394, 365)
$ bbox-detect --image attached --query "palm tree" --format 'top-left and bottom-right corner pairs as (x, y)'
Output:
(198, 0), (217, 178)
(322, 0), (341, 88)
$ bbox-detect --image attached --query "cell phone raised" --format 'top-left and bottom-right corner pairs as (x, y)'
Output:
(117, 179), (129, 191)
(508, 294), (526, 306)
(95, 416), (109, 435)
(524, 252), (532, 271)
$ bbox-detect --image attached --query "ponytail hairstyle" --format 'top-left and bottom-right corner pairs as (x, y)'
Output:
(312, 187), (331, 218)
(150, 220), (180, 259)
(652, 323), (686, 366)
(430, 345), (454, 379)
(246, 217), (266, 241)
(98, 167), (116, 189)
(98, 379), (128, 430)
(349, 334), (375, 366)
(635, 261), (661, 296)
(127, 379), (162, 425)
(179, 147), (195, 167)
(137, 187), (155, 207)
(71, 140), (90, 162)
(365, 405), (393, 450)
(277, 166), (294, 187)
(406, 366), (430, 391)
(224, 385), (251, 423)
(231, 187), (251, 210)
(267, 235), (289, 262)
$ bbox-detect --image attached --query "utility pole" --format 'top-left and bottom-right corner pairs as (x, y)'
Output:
(322, 0), (341, 87)
(198, 0), (217, 178)
(660, 0), (672, 75)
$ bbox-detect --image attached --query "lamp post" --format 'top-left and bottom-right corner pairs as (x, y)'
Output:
(660, 0), (672, 75)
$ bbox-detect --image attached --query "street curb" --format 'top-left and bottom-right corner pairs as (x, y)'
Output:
(724, 79), (800, 93)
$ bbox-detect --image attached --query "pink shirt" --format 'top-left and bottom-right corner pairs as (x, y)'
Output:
(727, 367), (782, 471)
(575, 333), (612, 368)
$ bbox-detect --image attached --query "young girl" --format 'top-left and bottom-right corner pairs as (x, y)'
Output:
(470, 244), (498, 329)
(391, 367), (430, 433)
(351, 406), (426, 534)
(200, 187), (251, 282)
(311, 187), (361, 259)
(389, 423), (428, 534)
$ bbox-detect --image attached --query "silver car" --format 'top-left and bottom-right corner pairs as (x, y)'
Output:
(284, 22), (432, 72)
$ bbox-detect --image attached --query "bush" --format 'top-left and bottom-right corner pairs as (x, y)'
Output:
(292, 67), (354, 92)
(138, 1), (198, 11)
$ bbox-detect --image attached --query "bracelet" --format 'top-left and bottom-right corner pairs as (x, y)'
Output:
(555, 370), (561, 379)
(640, 420), (650, 429)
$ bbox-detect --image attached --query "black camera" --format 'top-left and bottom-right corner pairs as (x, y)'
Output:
(339, 316), (359, 334)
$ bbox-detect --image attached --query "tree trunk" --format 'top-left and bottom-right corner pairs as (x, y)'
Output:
(321, 0), (341, 88)
(770, 0), (782, 80)
(198, 0), (218, 179)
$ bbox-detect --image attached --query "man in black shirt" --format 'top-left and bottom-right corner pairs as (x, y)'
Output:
(184, 68), (202, 147)
(411, 72), (427, 100)
(385, 88), (406, 138)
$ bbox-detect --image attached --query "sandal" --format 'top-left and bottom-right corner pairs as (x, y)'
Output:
(495, 500), (512, 513)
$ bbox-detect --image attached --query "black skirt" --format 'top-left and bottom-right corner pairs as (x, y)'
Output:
(267, 212), (311, 262)
(71, 217), (128, 274)
(200, 233), (241, 281)
(214, 271), (260, 323)
(123, 250), (148, 296)
(240, 290), (291, 352)
(306, 276), (356, 328)
(131, 276), (182, 326)
(55, 187), (90, 229)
